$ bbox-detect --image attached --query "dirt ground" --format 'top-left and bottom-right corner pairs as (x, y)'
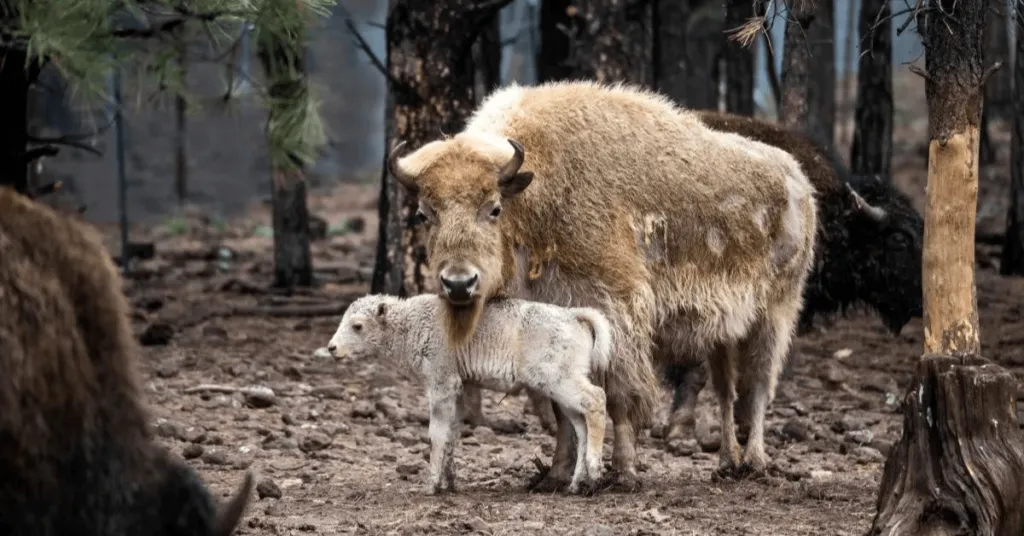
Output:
(86, 158), (1024, 536)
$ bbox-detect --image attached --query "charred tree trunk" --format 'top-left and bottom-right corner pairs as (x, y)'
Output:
(868, 2), (1024, 534)
(686, 0), (723, 110)
(174, 31), (189, 205)
(780, 0), (816, 129)
(473, 12), (502, 99)
(258, 37), (312, 289)
(373, 0), (513, 296)
(0, 48), (32, 194)
(723, 0), (755, 115)
(653, 0), (690, 104)
(569, 0), (653, 85)
(979, 1), (1010, 165)
(537, 0), (578, 82)
(850, 0), (893, 179)
(807, 0), (834, 142)
(1001, 6), (1024, 276)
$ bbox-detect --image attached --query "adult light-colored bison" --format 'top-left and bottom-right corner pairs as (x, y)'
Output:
(660, 111), (924, 441)
(0, 187), (253, 536)
(387, 81), (819, 484)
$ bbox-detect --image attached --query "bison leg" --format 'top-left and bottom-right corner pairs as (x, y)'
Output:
(527, 390), (559, 436)
(708, 343), (742, 476)
(664, 361), (707, 441)
(737, 312), (795, 474)
(602, 400), (642, 491)
(527, 405), (576, 492)
(461, 385), (487, 428)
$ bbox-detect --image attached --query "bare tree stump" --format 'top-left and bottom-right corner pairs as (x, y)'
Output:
(868, 355), (1024, 536)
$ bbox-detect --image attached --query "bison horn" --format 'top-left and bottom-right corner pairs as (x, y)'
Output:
(214, 471), (254, 536)
(845, 183), (888, 224)
(499, 139), (526, 179)
(387, 140), (418, 194)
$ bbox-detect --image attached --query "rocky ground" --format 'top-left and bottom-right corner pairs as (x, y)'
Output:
(88, 156), (1024, 535)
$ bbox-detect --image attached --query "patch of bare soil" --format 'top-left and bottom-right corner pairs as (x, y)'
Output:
(100, 179), (1024, 536)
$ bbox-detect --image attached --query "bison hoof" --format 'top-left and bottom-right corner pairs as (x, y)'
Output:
(527, 472), (570, 493)
(595, 470), (643, 493)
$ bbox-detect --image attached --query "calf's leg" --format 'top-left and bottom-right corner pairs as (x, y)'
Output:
(427, 380), (462, 494)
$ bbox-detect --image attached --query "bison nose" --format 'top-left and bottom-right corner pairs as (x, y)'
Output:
(439, 272), (479, 304)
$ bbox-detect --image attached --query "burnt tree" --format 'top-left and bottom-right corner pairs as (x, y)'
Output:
(780, 0), (816, 129)
(473, 12), (502, 99)
(0, 48), (38, 195)
(850, 0), (893, 178)
(687, 0), (724, 109)
(373, 0), (513, 296)
(807, 0), (834, 142)
(1001, 6), (1024, 276)
(537, 0), (578, 82)
(868, 1), (1024, 534)
(723, 0), (755, 114)
(979, 1), (1010, 164)
(653, 0), (690, 104)
(569, 0), (653, 85)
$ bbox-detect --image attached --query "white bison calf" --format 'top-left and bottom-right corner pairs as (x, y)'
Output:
(327, 294), (612, 495)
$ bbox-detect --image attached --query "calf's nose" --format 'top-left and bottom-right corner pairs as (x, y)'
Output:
(327, 344), (338, 355)
(439, 272), (479, 304)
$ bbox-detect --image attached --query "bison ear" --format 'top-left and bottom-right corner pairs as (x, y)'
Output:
(498, 171), (534, 198)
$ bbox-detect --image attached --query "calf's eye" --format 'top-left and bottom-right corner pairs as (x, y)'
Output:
(352, 323), (363, 332)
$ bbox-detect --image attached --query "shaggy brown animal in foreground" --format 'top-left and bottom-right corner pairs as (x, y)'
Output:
(388, 81), (818, 488)
(0, 187), (253, 536)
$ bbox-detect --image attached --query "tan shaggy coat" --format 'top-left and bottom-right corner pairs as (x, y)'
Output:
(389, 81), (818, 481)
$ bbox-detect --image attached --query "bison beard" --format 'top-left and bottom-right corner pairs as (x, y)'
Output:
(388, 81), (818, 487)
(0, 187), (252, 536)
(659, 111), (924, 442)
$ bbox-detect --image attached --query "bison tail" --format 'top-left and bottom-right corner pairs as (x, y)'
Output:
(573, 307), (613, 375)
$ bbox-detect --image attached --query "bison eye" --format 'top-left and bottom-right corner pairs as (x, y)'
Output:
(415, 209), (428, 225)
(489, 206), (502, 219)
(352, 322), (363, 333)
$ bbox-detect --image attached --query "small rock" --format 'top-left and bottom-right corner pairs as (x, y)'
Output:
(642, 508), (671, 523)
(666, 438), (697, 457)
(154, 420), (181, 439)
(809, 469), (833, 480)
(851, 446), (885, 464)
(256, 478), (283, 499)
(375, 397), (406, 421)
(396, 463), (421, 476)
(155, 362), (180, 379)
(831, 415), (867, 434)
(463, 517), (491, 534)
(244, 386), (276, 408)
(279, 478), (304, 489)
(845, 429), (874, 445)
(351, 402), (376, 419)
(781, 418), (813, 442)
(299, 433), (332, 453)
(473, 426), (497, 443)
(183, 427), (207, 444)
(201, 450), (230, 466)
(182, 443), (204, 459)
(381, 453), (398, 463)
(697, 432), (720, 453)
(870, 439), (894, 457)
(833, 348), (853, 360)
(201, 325), (228, 339)
(139, 322), (174, 346)
(394, 431), (420, 447)
(584, 525), (615, 536)
(522, 521), (545, 531)
(282, 414), (298, 426)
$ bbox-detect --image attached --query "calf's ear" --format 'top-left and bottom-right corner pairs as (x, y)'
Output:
(498, 172), (534, 198)
(376, 302), (388, 320)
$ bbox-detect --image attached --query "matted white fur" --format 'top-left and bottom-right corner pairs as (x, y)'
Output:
(327, 293), (613, 495)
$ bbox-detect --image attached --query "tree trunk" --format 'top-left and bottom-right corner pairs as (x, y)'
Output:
(850, 0), (893, 178)
(723, 0), (755, 115)
(373, 0), (513, 296)
(537, 0), (577, 82)
(780, 0), (816, 129)
(569, 0), (653, 85)
(0, 48), (32, 194)
(686, 0), (723, 110)
(653, 0), (690, 104)
(807, 0), (834, 142)
(979, 1), (1010, 165)
(473, 12), (502, 99)
(1001, 5), (1024, 276)
(174, 32), (189, 205)
(868, 3), (1024, 534)
(258, 34), (313, 289)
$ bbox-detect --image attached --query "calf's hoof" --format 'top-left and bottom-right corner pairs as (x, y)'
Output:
(568, 477), (598, 497)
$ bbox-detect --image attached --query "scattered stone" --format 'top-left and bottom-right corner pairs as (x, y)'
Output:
(256, 478), (283, 500)
(396, 463), (421, 476)
(139, 322), (174, 346)
(781, 418), (813, 442)
(641, 508), (671, 523)
(870, 439), (894, 457)
(183, 427), (207, 444)
(279, 478), (304, 489)
(394, 431), (420, 447)
(182, 443), (204, 459)
(809, 469), (833, 480)
(201, 325), (228, 339)
(381, 453), (398, 463)
(282, 414), (298, 426)
(832, 348), (853, 360)
(155, 361), (180, 379)
(154, 420), (181, 440)
(463, 517), (491, 534)
(243, 386), (276, 408)
(697, 431), (720, 453)
(299, 433), (332, 453)
(351, 401), (376, 419)
(831, 415), (867, 434)
(845, 429), (874, 445)
(851, 446), (885, 464)
(522, 521), (545, 531)
(473, 426), (497, 443)
(201, 450), (230, 466)
(666, 438), (697, 457)
(375, 397), (405, 421)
